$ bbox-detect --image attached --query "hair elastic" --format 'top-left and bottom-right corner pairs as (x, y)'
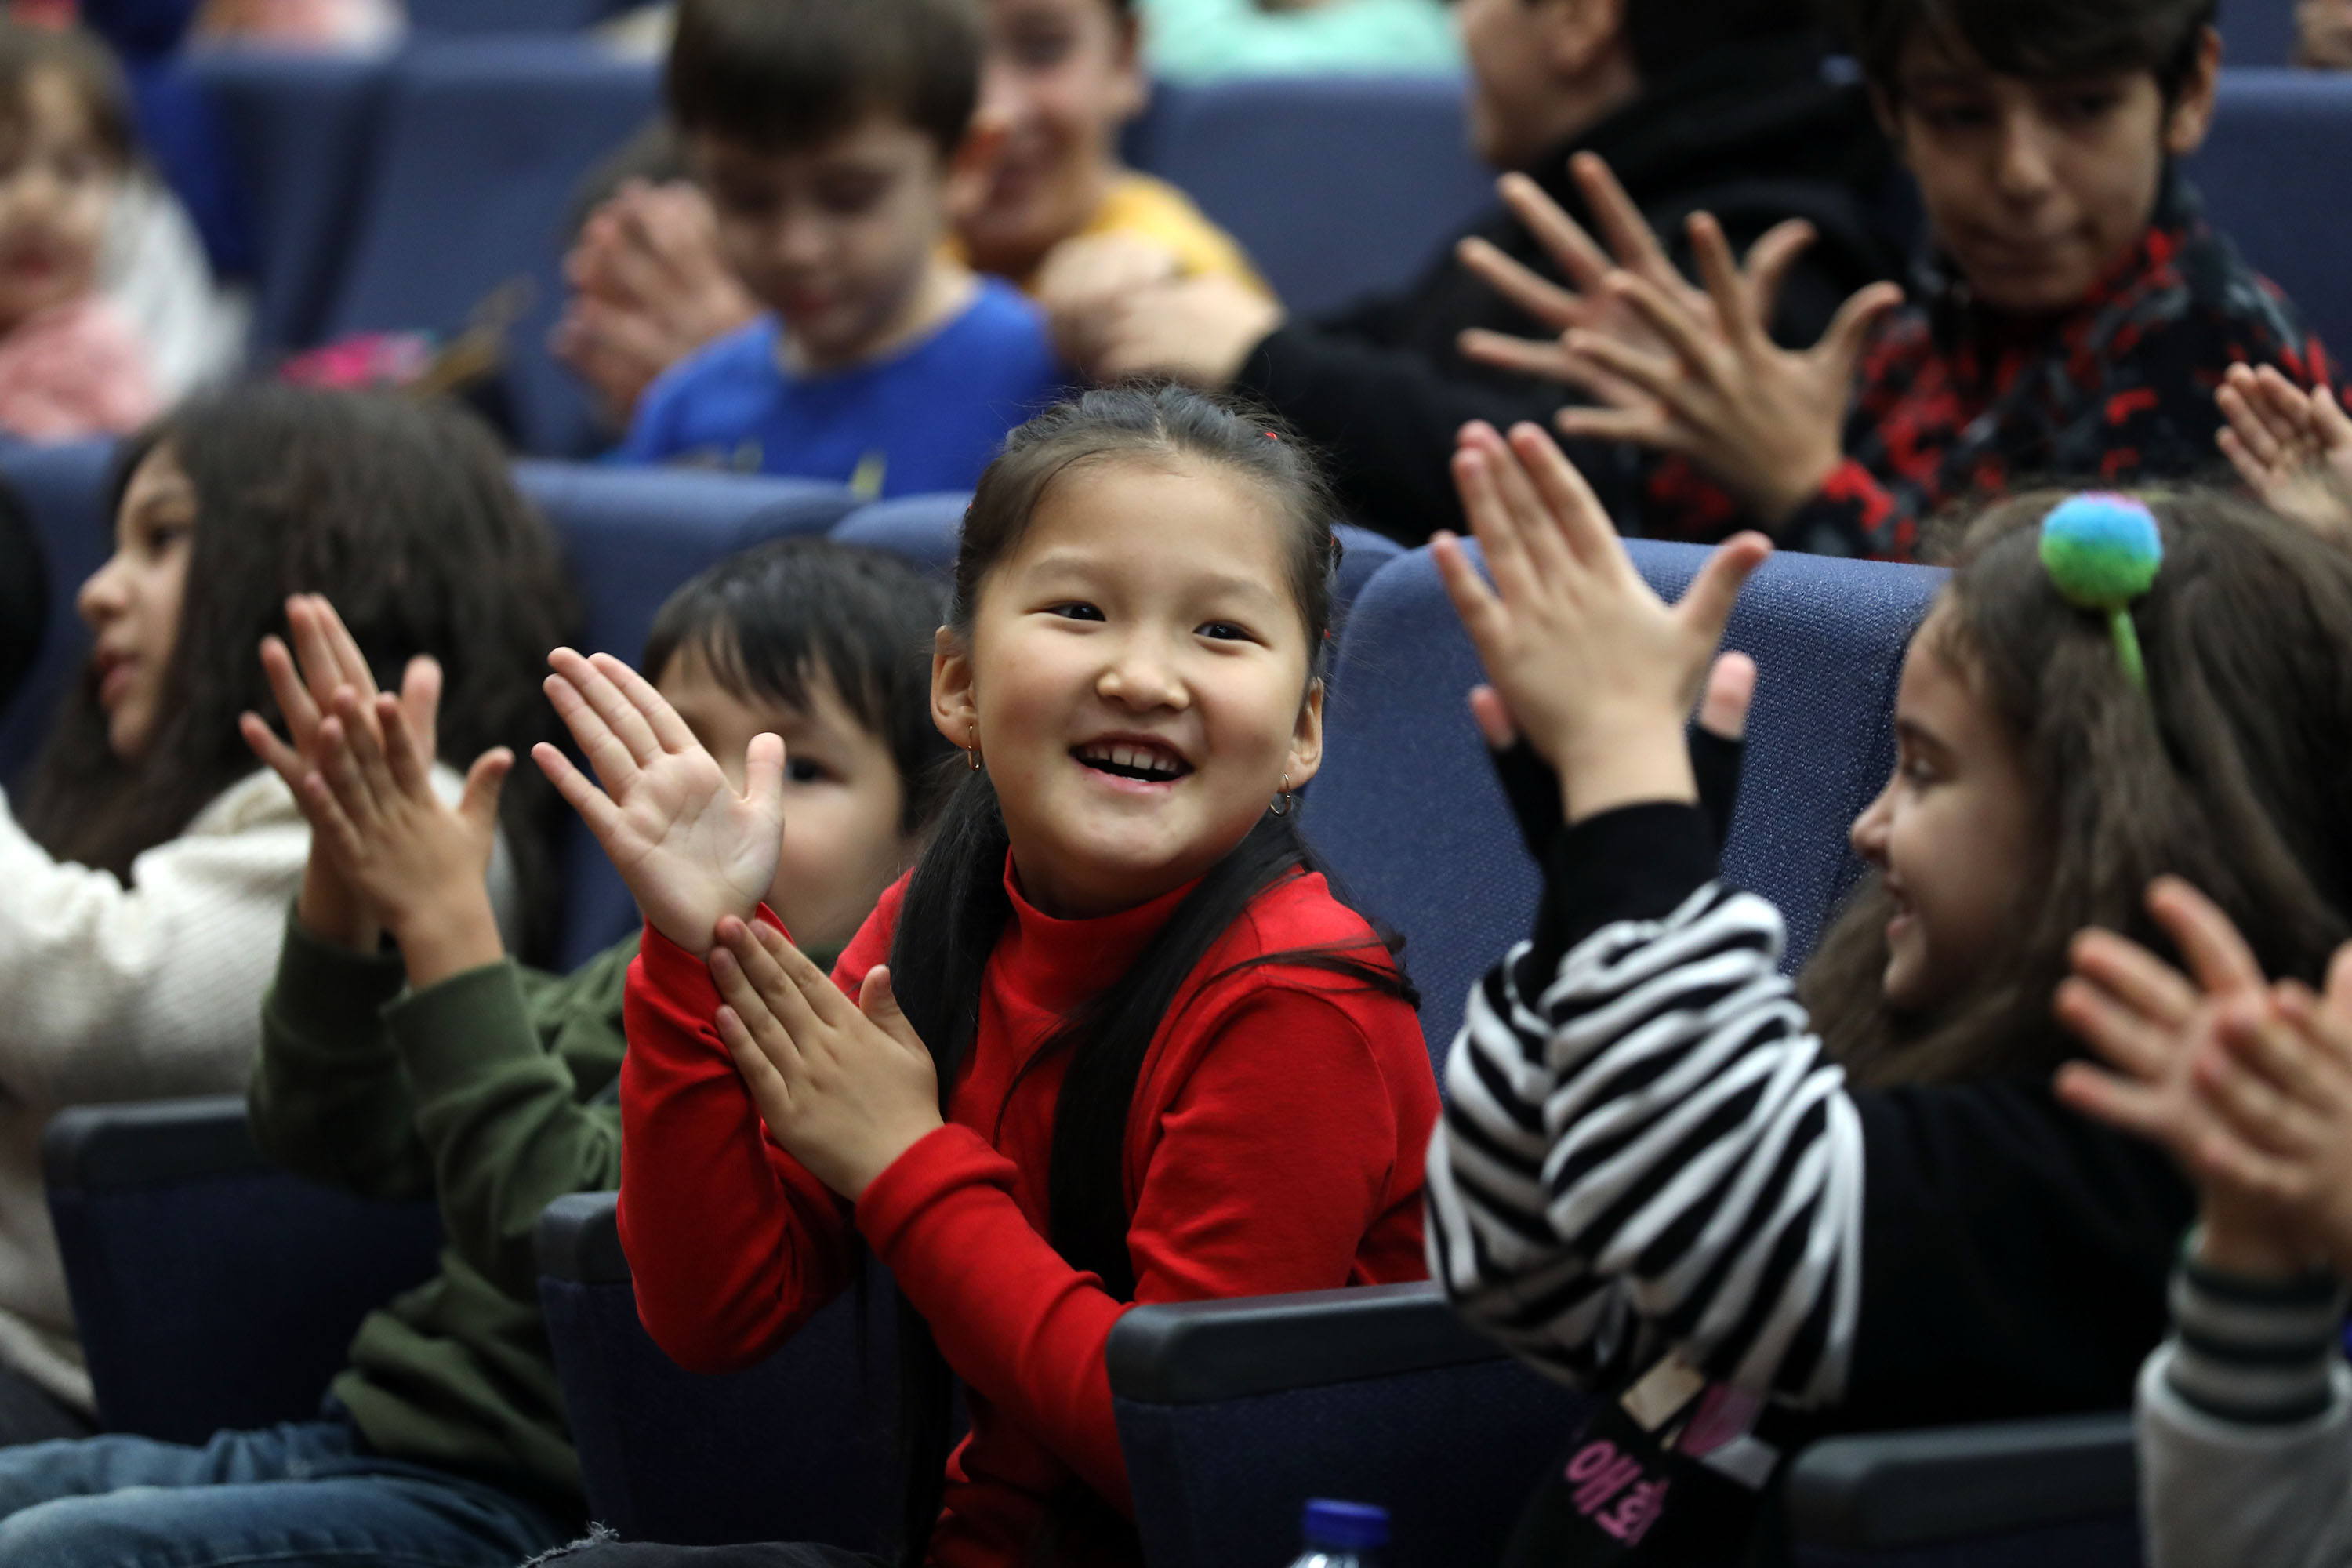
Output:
(2038, 492), (2164, 690)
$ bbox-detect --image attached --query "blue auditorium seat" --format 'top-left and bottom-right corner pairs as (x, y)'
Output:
(186, 48), (394, 353)
(0, 440), (118, 786)
(2192, 71), (2352, 364)
(321, 40), (659, 456)
(514, 461), (858, 967)
(829, 492), (971, 580)
(2220, 0), (2299, 67)
(44, 1096), (444, 1443)
(535, 1192), (905, 1548)
(1138, 74), (1492, 315)
(404, 0), (635, 34)
(1307, 540), (1944, 1060)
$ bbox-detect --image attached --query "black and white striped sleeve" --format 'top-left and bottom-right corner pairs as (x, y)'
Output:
(1424, 803), (1863, 1409)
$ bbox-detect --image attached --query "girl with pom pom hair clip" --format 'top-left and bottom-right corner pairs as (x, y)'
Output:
(1421, 421), (2352, 1563)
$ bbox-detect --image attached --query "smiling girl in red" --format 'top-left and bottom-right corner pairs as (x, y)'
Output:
(534, 385), (1437, 1568)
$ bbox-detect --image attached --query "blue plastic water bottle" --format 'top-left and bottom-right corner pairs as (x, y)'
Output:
(1287, 1498), (1388, 1568)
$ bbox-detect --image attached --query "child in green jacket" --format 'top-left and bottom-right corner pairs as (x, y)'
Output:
(0, 539), (951, 1566)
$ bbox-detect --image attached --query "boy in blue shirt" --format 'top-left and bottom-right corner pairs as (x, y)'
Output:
(617, 0), (1063, 497)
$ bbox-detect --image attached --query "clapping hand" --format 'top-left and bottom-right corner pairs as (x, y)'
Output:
(240, 594), (440, 950)
(2216, 363), (2352, 540)
(532, 648), (785, 953)
(709, 914), (942, 1201)
(1432, 419), (1769, 825)
(2056, 877), (2352, 1279)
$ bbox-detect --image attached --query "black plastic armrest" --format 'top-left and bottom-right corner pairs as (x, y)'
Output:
(1784, 1411), (2138, 1550)
(1106, 1280), (1508, 1405)
(535, 1190), (630, 1284)
(41, 1095), (265, 1192)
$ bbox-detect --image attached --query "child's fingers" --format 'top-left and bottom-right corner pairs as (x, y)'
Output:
(2219, 383), (2287, 469)
(2310, 383), (2352, 451)
(2186, 1124), (2307, 1213)
(1573, 153), (1679, 287)
(373, 695), (434, 798)
(1566, 320), (1710, 421)
(2067, 926), (2201, 1029)
(547, 650), (666, 768)
(2217, 426), (2274, 495)
(1457, 233), (1586, 329)
(397, 655), (444, 766)
(590, 651), (703, 757)
(1813, 282), (1905, 388)
(1457, 327), (1581, 384)
(335, 688), (402, 805)
(2053, 1058), (2183, 1148)
(710, 946), (804, 1070)
(1686, 213), (1763, 355)
(541, 670), (643, 797)
(2216, 998), (2347, 1123)
(716, 916), (827, 1044)
(1466, 684), (1518, 750)
(1450, 441), (1540, 608)
(857, 965), (930, 1061)
(2197, 1031), (2322, 1157)
(315, 713), (383, 823)
(1432, 529), (1512, 659)
(1599, 273), (1726, 391)
(1500, 169), (1616, 292)
(532, 742), (626, 844)
(239, 711), (305, 787)
(1739, 220), (1817, 332)
(1553, 402), (1677, 449)
(1506, 420), (1624, 576)
(713, 1001), (798, 1133)
(743, 731), (787, 825)
(766, 925), (863, 1029)
(1696, 652), (1758, 741)
(1677, 534), (1772, 662)
(2147, 875), (2268, 998)
(2252, 365), (2319, 437)
(459, 748), (514, 833)
(2053, 972), (2187, 1081)
(299, 768), (369, 868)
(258, 637), (321, 741)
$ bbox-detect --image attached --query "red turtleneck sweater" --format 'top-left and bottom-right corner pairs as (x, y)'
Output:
(617, 858), (1439, 1568)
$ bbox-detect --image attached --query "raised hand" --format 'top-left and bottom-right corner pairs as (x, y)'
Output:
(1035, 233), (1184, 380)
(1541, 211), (1902, 528)
(1456, 154), (1816, 413)
(2215, 363), (2352, 540)
(303, 684), (512, 989)
(2055, 877), (2318, 1278)
(239, 593), (441, 950)
(532, 648), (784, 953)
(1432, 419), (1769, 824)
(708, 914), (942, 1200)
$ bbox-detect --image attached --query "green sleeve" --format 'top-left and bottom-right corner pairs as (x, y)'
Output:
(250, 910), (434, 1200)
(383, 941), (632, 1301)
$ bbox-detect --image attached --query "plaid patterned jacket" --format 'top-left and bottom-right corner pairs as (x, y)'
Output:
(1638, 175), (2334, 561)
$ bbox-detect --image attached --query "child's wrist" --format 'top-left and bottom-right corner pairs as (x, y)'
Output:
(297, 858), (379, 953)
(2194, 1209), (2320, 1284)
(1555, 719), (1699, 826)
(387, 880), (506, 991)
(1748, 449), (1841, 529)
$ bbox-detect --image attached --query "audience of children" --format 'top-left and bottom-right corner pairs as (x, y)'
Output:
(1465, 0), (2334, 560)
(0, 385), (570, 1449)
(612, 0), (1065, 497)
(0, 20), (158, 441)
(1423, 420), (2352, 1555)
(525, 385), (1436, 1568)
(0, 535), (949, 1565)
(1052, 0), (1902, 545)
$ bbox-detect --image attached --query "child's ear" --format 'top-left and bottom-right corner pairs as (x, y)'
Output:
(1108, 5), (1149, 122)
(2161, 27), (2223, 158)
(1284, 679), (1326, 792)
(931, 626), (978, 752)
(945, 121), (1006, 228)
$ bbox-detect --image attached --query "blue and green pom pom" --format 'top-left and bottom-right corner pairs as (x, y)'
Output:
(2039, 492), (2163, 689)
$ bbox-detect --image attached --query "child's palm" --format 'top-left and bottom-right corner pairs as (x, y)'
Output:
(535, 648), (783, 953)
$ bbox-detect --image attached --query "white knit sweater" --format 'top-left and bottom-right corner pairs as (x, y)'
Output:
(0, 767), (514, 1413)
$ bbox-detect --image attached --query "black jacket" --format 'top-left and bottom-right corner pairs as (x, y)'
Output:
(1234, 35), (1901, 544)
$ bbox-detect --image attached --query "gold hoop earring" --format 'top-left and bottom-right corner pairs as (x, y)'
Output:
(1269, 772), (1294, 817)
(965, 724), (982, 771)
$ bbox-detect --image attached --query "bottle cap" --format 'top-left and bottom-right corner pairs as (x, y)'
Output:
(1303, 1499), (1389, 1551)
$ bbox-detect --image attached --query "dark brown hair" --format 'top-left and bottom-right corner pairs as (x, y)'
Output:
(1845, 0), (2217, 102)
(16, 386), (578, 962)
(1802, 487), (2352, 1088)
(667, 0), (983, 157)
(0, 20), (134, 170)
(1620, 0), (1837, 81)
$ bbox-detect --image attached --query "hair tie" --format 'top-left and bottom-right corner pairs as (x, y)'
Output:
(2038, 492), (2163, 690)
(1264, 430), (1279, 441)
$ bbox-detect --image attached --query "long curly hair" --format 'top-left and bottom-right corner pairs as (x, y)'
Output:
(1802, 487), (2352, 1087)
(16, 385), (578, 960)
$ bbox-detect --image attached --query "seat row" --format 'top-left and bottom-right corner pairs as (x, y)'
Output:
(18, 466), (2145, 1563)
(174, 41), (2352, 459)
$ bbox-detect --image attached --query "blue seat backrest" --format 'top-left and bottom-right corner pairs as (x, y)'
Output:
(45, 1097), (445, 1444)
(1306, 542), (1944, 1064)
(1138, 74), (1492, 316)
(829, 492), (971, 582)
(322, 39), (659, 456)
(2220, 0), (2298, 67)
(516, 462), (858, 967)
(2191, 71), (2352, 364)
(186, 48), (394, 353)
(536, 1196), (906, 1548)
(404, 0), (633, 33)
(1331, 524), (1402, 636)
(0, 440), (116, 786)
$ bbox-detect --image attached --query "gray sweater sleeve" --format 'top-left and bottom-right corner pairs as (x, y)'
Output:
(2138, 1251), (2352, 1568)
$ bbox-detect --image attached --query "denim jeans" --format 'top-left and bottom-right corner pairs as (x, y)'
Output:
(0, 1415), (568, 1567)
